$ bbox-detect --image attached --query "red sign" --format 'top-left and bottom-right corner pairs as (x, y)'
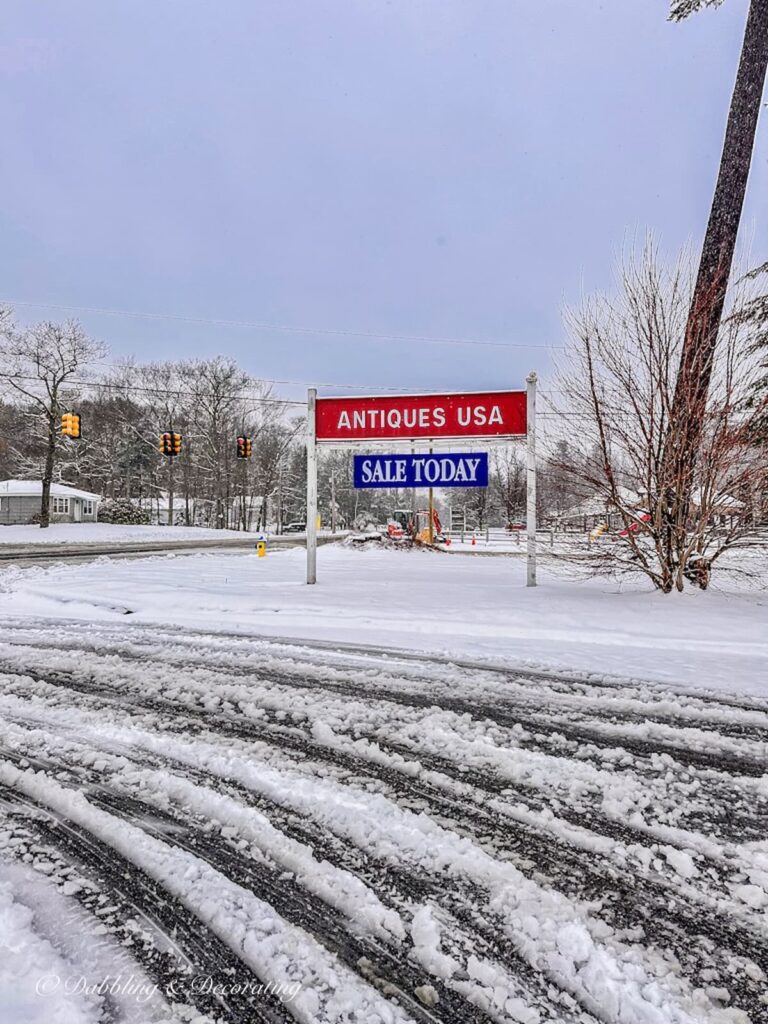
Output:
(315, 391), (526, 442)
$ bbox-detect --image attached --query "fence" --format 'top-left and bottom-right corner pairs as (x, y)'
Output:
(446, 526), (570, 550)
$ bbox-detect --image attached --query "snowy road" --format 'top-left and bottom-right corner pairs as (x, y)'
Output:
(0, 619), (766, 1024)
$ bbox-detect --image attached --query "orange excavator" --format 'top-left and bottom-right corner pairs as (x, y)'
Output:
(387, 508), (446, 545)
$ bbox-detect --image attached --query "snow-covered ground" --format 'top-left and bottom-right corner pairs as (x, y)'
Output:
(0, 546), (766, 1023)
(0, 523), (262, 545)
(0, 620), (765, 1024)
(0, 543), (765, 695)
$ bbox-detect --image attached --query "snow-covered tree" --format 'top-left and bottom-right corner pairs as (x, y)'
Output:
(0, 315), (106, 527)
(554, 245), (766, 591)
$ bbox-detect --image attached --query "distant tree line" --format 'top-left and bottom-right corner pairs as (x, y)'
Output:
(0, 307), (304, 529)
(0, 306), (585, 531)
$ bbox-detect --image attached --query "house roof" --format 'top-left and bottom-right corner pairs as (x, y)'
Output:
(560, 488), (641, 520)
(0, 480), (101, 501)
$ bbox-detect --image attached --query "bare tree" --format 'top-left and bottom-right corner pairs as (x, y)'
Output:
(661, 0), (768, 554)
(490, 448), (526, 526)
(553, 246), (765, 591)
(250, 417), (302, 532)
(0, 317), (106, 527)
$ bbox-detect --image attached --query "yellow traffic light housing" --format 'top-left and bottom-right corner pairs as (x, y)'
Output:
(159, 432), (181, 456)
(237, 435), (252, 459)
(61, 412), (81, 438)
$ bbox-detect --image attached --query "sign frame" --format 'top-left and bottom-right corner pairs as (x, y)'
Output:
(315, 389), (527, 443)
(306, 376), (538, 586)
(353, 452), (490, 489)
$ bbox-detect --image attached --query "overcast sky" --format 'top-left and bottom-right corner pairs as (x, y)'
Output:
(1, 0), (765, 398)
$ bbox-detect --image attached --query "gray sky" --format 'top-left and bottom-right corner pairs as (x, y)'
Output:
(1, 0), (765, 398)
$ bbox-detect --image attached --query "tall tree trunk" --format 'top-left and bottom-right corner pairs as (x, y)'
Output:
(662, 0), (768, 552)
(40, 410), (57, 529)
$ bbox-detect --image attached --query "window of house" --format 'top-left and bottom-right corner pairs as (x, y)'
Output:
(52, 497), (70, 514)
(82, 500), (95, 516)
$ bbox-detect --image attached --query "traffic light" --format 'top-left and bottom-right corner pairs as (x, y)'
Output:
(61, 412), (81, 438)
(237, 436), (253, 459)
(159, 432), (181, 456)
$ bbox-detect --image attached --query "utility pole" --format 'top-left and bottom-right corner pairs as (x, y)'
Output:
(168, 440), (175, 527)
(277, 462), (283, 535)
(662, 0), (768, 554)
(330, 473), (337, 534)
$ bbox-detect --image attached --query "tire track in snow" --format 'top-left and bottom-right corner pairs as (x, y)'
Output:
(0, 760), (431, 1024)
(3, 635), (764, 782)
(3, 647), (764, 835)
(6, 631), (764, 857)
(4, 618), (766, 730)
(2, 615), (766, 717)
(3, 661), (767, 993)
(1, 623), (766, 1024)
(7, 656), (764, 869)
(0, 730), (589, 1024)
(3, 691), (765, 1024)
(0, 781), (291, 1024)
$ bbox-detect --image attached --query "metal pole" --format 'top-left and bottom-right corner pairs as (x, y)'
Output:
(306, 388), (318, 584)
(427, 444), (434, 544)
(277, 463), (283, 535)
(168, 451), (175, 527)
(526, 371), (537, 588)
(410, 443), (416, 539)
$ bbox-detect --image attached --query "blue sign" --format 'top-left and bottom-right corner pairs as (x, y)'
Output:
(353, 452), (488, 489)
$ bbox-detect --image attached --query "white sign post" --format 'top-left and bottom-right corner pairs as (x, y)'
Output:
(526, 371), (537, 588)
(306, 387), (318, 585)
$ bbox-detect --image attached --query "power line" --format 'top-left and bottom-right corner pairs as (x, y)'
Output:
(2, 298), (566, 352)
(0, 374), (305, 406)
(2, 368), (562, 401)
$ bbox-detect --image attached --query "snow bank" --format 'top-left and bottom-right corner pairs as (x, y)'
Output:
(1, 544), (765, 694)
(0, 879), (100, 1024)
(0, 523), (257, 545)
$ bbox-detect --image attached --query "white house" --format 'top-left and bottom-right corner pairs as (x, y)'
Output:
(0, 480), (101, 526)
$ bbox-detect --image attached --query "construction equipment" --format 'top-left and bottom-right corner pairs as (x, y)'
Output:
(386, 507), (446, 545)
(589, 522), (609, 543)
